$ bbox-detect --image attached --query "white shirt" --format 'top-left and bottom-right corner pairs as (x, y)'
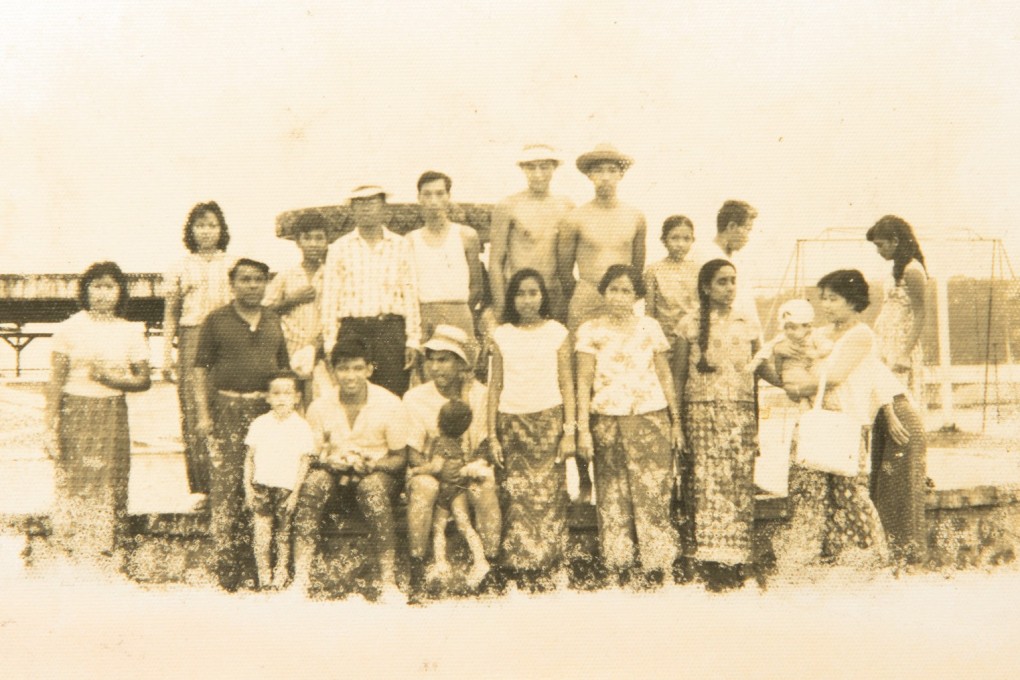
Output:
(403, 380), (488, 456)
(305, 384), (408, 462)
(409, 223), (470, 303)
(51, 312), (150, 398)
(244, 411), (315, 490)
(492, 320), (567, 414)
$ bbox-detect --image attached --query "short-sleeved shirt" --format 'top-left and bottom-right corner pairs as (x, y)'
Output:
(305, 384), (407, 462)
(162, 252), (233, 327)
(244, 411), (315, 489)
(492, 320), (568, 414)
(262, 264), (324, 354)
(51, 311), (150, 398)
(403, 380), (488, 458)
(643, 257), (699, 341)
(575, 315), (670, 416)
(193, 304), (290, 392)
(678, 309), (759, 403)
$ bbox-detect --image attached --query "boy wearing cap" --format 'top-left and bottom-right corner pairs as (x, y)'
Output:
(403, 324), (502, 598)
(556, 143), (647, 334)
(264, 212), (334, 404)
(489, 144), (575, 322)
(320, 185), (421, 396)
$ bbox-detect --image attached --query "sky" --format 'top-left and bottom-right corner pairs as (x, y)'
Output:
(1, 1), (1019, 284)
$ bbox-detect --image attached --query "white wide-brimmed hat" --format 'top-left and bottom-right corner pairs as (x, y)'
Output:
(347, 184), (388, 203)
(575, 143), (634, 174)
(517, 144), (562, 166)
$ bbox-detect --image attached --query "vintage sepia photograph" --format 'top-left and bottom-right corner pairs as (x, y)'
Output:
(2, 1), (1020, 677)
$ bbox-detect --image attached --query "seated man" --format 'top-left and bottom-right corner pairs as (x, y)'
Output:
(403, 325), (502, 599)
(292, 335), (408, 601)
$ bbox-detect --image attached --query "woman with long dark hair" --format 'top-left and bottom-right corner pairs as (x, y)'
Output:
(866, 216), (929, 564)
(674, 259), (767, 590)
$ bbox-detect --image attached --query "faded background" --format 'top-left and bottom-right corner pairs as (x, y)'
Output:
(2, 1), (1020, 678)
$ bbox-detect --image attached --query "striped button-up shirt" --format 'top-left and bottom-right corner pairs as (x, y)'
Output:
(320, 227), (421, 352)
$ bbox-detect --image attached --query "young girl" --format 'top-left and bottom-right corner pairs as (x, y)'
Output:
(643, 215), (699, 346)
(674, 259), (771, 591)
(45, 262), (152, 572)
(487, 268), (574, 590)
(162, 202), (233, 511)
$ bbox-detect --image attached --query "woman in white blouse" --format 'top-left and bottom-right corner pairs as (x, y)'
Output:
(575, 264), (682, 587)
(487, 269), (575, 590)
(45, 262), (151, 571)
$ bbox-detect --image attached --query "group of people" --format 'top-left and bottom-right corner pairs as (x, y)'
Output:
(42, 142), (930, 599)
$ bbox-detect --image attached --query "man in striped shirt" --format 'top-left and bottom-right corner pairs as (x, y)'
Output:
(320, 185), (422, 396)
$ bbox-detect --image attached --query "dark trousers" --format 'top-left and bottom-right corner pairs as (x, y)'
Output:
(178, 326), (210, 493)
(339, 315), (409, 396)
(208, 393), (269, 591)
(871, 395), (928, 563)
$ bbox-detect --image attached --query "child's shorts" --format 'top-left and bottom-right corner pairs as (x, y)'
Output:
(435, 459), (468, 511)
(251, 483), (293, 525)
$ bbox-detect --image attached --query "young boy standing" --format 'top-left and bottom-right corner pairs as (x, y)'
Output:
(265, 212), (334, 404)
(243, 371), (315, 589)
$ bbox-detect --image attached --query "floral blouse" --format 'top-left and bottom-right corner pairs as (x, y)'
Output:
(576, 315), (670, 416)
(678, 309), (758, 403)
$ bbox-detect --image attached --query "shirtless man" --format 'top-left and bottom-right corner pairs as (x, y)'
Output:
(556, 143), (646, 504)
(556, 143), (646, 334)
(489, 144), (574, 321)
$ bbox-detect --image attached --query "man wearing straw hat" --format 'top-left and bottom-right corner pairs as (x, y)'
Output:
(489, 144), (575, 322)
(556, 144), (646, 504)
(320, 184), (421, 397)
(556, 143), (647, 334)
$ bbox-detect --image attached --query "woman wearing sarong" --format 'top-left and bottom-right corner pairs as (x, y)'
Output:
(773, 269), (893, 572)
(575, 265), (681, 587)
(866, 216), (930, 564)
(488, 269), (574, 590)
(44, 261), (152, 572)
(674, 259), (767, 591)
(162, 201), (232, 511)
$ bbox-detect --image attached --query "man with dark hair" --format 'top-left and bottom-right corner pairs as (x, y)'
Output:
(320, 184), (421, 396)
(194, 258), (290, 591)
(695, 200), (762, 335)
(489, 144), (574, 321)
(292, 334), (408, 600)
(264, 212), (334, 404)
(410, 171), (483, 342)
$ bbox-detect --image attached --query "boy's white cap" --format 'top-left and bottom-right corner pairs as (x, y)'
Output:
(778, 299), (815, 325)
(517, 144), (562, 166)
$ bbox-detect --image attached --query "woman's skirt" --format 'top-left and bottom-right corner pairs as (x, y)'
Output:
(591, 409), (678, 572)
(52, 394), (131, 564)
(498, 406), (569, 572)
(686, 400), (757, 566)
(774, 425), (889, 570)
(871, 394), (928, 563)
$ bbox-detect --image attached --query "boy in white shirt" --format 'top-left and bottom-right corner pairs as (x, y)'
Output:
(243, 371), (315, 589)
